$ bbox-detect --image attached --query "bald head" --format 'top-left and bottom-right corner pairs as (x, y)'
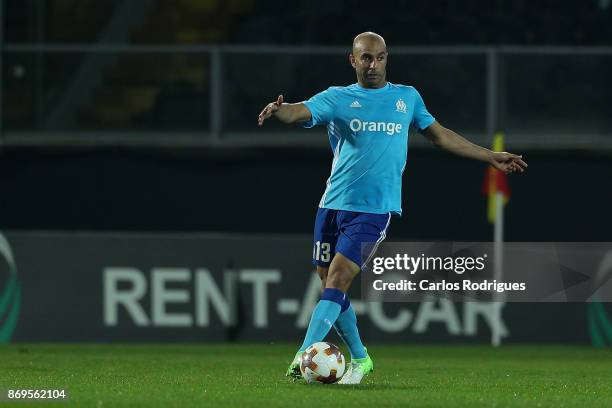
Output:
(352, 32), (387, 54)
(350, 32), (388, 89)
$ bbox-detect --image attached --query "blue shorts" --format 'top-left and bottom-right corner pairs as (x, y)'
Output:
(312, 208), (392, 269)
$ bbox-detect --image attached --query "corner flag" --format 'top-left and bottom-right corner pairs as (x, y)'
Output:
(482, 133), (510, 223)
(482, 132), (510, 347)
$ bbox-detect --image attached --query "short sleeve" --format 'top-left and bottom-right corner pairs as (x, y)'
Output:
(411, 88), (435, 131)
(301, 87), (338, 128)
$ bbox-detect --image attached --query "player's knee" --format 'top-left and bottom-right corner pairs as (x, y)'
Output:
(326, 267), (355, 291)
(319, 276), (327, 292)
(316, 266), (328, 291)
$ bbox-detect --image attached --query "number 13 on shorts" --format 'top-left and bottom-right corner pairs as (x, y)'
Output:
(313, 241), (331, 263)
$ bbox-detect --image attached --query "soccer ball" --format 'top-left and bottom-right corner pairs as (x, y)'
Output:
(300, 342), (346, 384)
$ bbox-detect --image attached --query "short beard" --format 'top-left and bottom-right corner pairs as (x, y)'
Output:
(361, 72), (384, 88)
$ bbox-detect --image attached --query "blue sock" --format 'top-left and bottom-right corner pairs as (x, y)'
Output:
(298, 288), (345, 352)
(334, 298), (367, 359)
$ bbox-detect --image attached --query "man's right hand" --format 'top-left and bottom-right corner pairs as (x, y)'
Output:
(258, 95), (284, 126)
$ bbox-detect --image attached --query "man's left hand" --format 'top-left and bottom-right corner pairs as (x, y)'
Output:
(490, 152), (528, 174)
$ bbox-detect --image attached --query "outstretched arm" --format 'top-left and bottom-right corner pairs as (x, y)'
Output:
(422, 121), (528, 174)
(257, 95), (312, 126)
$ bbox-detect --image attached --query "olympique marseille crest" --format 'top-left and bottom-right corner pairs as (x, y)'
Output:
(396, 98), (407, 113)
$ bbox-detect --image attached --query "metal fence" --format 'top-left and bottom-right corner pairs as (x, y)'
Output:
(2, 44), (612, 149)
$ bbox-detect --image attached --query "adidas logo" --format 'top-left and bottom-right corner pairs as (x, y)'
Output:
(350, 100), (362, 108)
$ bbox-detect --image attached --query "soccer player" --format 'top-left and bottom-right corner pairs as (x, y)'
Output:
(257, 32), (527, 384)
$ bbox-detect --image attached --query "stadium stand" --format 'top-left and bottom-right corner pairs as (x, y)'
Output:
(81, 0), (253, 129)
(3, 0), (611, 130)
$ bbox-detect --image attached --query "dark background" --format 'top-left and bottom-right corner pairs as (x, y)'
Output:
(2, 1), (611, 238)
(0, 146), (610, 242)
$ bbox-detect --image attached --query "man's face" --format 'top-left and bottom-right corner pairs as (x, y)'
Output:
(350, 40), (388, 88)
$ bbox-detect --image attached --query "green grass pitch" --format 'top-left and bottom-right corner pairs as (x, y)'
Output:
(0, 344), (611, 407)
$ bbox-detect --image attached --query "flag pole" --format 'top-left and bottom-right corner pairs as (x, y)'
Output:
(492, 190), (504, 347)
(490, 133), (507, 347)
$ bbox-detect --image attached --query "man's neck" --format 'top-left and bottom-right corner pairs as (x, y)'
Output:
(357, 80), (387, 89)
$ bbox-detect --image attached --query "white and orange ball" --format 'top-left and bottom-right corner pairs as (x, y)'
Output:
(300, 342), (346, 384)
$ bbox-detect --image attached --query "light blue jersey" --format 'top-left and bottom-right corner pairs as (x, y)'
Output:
(302, 82), (435, 215)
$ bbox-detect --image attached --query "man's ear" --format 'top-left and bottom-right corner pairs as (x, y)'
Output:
(349, 53), (356, 69)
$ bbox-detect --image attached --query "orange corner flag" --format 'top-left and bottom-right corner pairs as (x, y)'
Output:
(482, 133), (510, 223)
